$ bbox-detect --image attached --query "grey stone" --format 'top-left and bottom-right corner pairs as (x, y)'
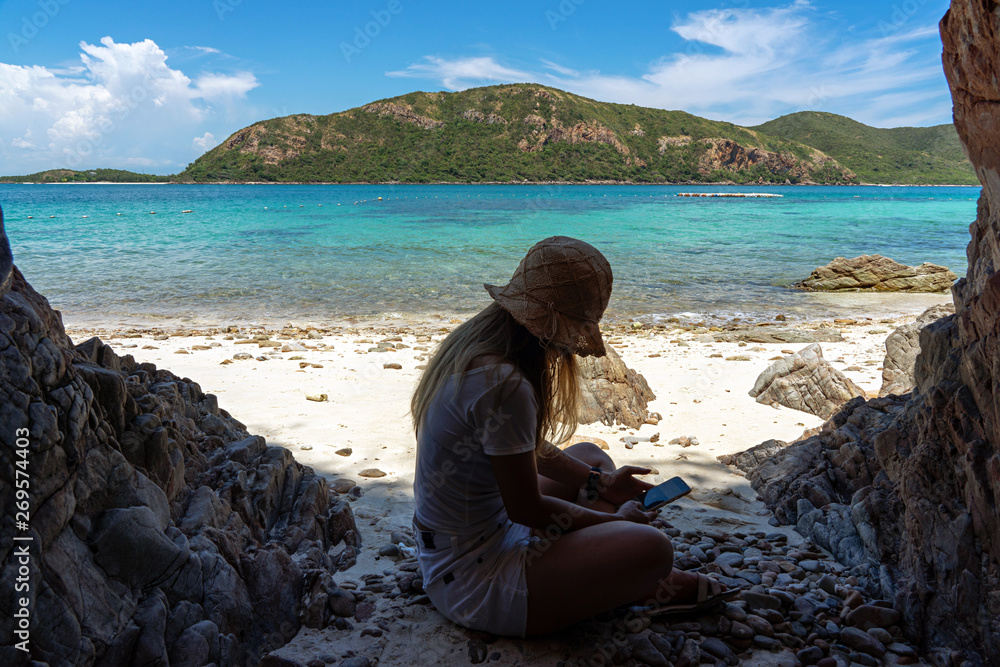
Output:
(867, 627), (892, 645)
(714, 552), (744, 568)
(839, 627), (885, 657)
(745, 614), (774, 637)
(577, 345), (656, 428)
(630, 636), (670, 667)
(845, 604), (900, 630)
(699, 637), (738, 665)
(749, 344), (865, 419)
(329, 588), (357, 618)
(752, 635), (782, 650)
(729, 621), (753, 640)
(879, 305), (953, 397)
(796, 645), (824, 665)
(742, 592), (782, 612)
(723, 603), (746, 622)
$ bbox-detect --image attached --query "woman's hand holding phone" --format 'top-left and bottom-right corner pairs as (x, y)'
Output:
(599, 466), (654, 506)
(615, 500), (657, 524)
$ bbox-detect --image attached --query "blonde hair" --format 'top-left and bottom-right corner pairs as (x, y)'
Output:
(410, 302), (579, 450)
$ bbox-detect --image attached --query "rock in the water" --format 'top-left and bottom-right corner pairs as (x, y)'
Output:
(749, 344), (865, 419)
(793, 255), (957, 292)
(0, 257), (357, 665)
(577, 344), (655, 429)
(878, 304), (954, 397)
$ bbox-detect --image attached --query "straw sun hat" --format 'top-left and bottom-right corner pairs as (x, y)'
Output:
(485, 236), (613, 358)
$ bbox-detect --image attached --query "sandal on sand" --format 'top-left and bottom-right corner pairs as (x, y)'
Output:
(629, 574), (739, 617)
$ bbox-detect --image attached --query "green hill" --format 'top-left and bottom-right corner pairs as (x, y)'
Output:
(178, 84), (858, 185)
(0, 168), (171, 184)
(1, 89), (976, 185)
(751, 112), (977, 185)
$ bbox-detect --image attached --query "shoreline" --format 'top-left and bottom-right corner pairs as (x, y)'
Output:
(57, 291), (954, 338)
(1, 180), (982, 187)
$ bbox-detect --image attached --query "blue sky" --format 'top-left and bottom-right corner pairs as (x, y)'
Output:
(0, 0), (954, 175)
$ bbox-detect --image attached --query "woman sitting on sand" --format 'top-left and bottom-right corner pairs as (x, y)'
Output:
(410, 236), (735, 637)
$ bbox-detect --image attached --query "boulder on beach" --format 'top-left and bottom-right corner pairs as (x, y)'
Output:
(0, 207), (359, 666)
(793, 254), (957, 292)
(749, 343), (865, 419)
(577, 345), (655, 429)
(879, 304), (954, 397)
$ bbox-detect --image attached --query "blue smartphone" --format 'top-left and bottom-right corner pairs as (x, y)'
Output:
(636, 476), (691, 511)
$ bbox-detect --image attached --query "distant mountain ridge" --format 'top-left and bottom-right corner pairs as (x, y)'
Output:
(752, 111), (977, 185)
(0, 85), (977, 185)
(0, 168), (170, 184)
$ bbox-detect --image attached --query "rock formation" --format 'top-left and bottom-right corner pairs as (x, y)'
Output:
(697, 138), (848, 182)
(577, 345), (656, 429)
(735, 4), (1000, 662)
(362, 102), (443, 130)
(794, 255), (957, 292)
(878, 304), (954, 397)
(748, 344), (865, 419)
(0, 204), (359, 666)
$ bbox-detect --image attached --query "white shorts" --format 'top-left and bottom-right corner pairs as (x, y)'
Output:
(416, 520), (536, 638)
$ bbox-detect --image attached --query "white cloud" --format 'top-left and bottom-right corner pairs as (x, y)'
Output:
(0, 36), (259, 174)
(193, 132), (217, 150)
(387, 56), (532, 90)
(540, 59), (579, 77)
(386, 2), (951, 128)
(194, 71), (259, 100)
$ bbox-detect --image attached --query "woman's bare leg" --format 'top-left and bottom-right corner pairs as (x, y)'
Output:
(524, 522), (704, 636)
(528, 442), (714, 635)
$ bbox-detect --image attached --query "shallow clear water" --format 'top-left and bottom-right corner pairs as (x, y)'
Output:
(0, 183), (980, 327)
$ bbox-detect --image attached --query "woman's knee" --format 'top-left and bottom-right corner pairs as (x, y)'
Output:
(564, 441), (615, 468)
(627, 524), (674, 574)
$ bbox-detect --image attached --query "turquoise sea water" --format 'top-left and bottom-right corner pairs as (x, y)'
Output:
(0, 184), (981, 327)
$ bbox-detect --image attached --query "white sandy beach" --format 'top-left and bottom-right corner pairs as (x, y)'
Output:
(62, 293), (949, 666)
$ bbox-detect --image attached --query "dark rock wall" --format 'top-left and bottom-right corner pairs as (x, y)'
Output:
(739, 3), (1000, 664)
(0, 222), (358, 665)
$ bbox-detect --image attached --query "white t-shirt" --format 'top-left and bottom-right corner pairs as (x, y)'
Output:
(414, 363), (538, 538)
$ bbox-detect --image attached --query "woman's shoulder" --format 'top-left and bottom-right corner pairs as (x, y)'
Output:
(466, 353), (507, 371)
